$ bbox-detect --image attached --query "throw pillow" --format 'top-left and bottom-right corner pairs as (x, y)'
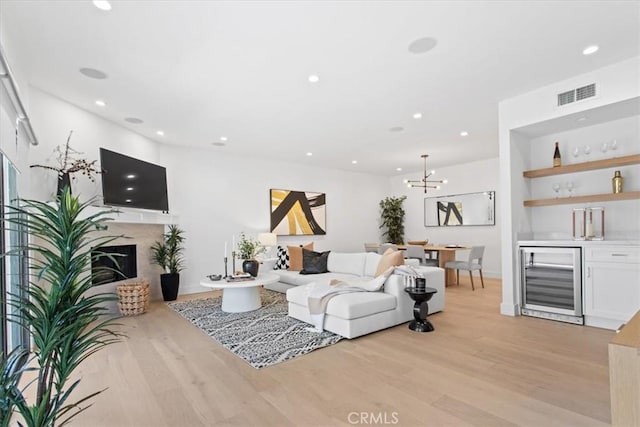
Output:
(374, 248), (404, 277)
(274, 245), (289, 270)
(287, 242), (314, 271)
(300, 249), (330, 275)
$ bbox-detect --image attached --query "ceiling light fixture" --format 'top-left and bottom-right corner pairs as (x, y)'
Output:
(93, 1), (112, 11)
(308, 74), (320, 83)
(403, 154), (447, 193)
(352, 160), (358, 164)
(79, 67), (108, 79)
(124, 117), (144, 124)
(408, 37), (438, 54)
(306, 152), (313, 156)
(95, 100), (106, 107)
(460, 131), (468, 136)
(156, 130), (164, 136)
(396, 167), (402, 171)
(220, 136), (228, 141)
(413, 113), (422, 119)
(389, 126), (404, 132)
(212, 142), (226, 147)
(582, 45), (599, 55)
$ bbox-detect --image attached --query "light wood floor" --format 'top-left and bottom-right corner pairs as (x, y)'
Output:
(70, 277), (614, 426)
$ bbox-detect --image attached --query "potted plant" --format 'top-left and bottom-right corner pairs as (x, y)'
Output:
(379, 196), (407, 244)
(1, 188), (122, 426)
(150, 225), (186, 301)
(30, 130), (102, 197)
(236, 232), (265, 277)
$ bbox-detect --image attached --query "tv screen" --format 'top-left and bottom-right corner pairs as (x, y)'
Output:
(100, 148), (169, 212)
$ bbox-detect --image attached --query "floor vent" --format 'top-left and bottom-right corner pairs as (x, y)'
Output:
(557, 83), (596, 106)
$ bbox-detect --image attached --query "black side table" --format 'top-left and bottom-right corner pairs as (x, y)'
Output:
(404, 286), (438, 332)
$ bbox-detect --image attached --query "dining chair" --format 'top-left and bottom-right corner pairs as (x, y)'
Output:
(444, 246), (485, 290)
(404, 244), (426, 264)
(378, 243), (398, 254)
(364, 243), (379, 253)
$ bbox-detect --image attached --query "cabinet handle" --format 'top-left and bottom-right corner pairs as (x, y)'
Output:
(586, 266), (591, 278)
(611, 253), (628, 257)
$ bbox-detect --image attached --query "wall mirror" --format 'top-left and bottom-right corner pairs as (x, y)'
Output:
(424, 191), (495, 227)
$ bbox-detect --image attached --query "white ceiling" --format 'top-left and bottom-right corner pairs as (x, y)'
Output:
(1, 1), (639, 175)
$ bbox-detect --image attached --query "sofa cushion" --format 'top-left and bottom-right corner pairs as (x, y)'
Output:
(327, 252), (366, 276)
(300, 249), (330, 274)
(288, 243), (314, 271)
(374, 248), (404, 277)
(287, 284), (396, 320)
(274, 245), (289, 270)
(276, 270), (357, 286)
(364, 252), (382, 277)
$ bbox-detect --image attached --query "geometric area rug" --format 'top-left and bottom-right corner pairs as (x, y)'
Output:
(167, 290), (343, 369)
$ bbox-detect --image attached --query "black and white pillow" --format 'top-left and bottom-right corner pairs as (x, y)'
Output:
(274, 245), (289, 270)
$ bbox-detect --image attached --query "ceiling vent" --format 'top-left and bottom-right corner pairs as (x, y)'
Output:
(557, 83), (596, 106)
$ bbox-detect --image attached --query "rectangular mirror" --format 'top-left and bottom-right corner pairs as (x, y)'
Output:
(424, 191), (495, 227)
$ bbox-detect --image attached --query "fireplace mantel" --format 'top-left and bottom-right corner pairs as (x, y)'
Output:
(85, 205), (179, 225)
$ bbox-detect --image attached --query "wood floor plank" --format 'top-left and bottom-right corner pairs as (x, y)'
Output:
(64, 277), (612, 426)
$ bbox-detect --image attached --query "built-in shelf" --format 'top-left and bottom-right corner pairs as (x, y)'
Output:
(523, 154), (640, 178)
(524, 191), (640, 207)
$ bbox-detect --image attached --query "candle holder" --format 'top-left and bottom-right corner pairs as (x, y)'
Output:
(224, 256), (228, 278)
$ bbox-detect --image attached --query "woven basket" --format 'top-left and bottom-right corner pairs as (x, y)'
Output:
(117, 281), (150, 316)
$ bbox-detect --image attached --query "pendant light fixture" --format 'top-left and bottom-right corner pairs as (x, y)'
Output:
(403, 154), (447, 193)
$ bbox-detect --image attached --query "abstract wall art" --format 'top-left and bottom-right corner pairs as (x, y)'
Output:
(270, 189), (326, 235)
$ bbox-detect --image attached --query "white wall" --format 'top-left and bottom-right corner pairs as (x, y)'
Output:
(390, 157), (501, 278)
(23, 86), (391, 296)
(160, 145), (390, 294)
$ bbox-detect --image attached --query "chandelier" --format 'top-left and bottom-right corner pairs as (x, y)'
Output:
(403, 154), (447, 193)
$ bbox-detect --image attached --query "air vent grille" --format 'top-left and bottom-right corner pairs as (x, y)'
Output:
(557, 83), (596, 106)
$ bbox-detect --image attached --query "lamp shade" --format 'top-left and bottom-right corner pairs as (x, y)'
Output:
(258, 232), (277, 246)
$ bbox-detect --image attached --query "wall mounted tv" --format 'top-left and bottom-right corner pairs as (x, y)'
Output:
(100, 148), (169, 212)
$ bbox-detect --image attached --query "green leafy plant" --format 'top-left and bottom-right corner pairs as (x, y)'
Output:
(379, 196), (407, 244)
(150, 225), (185, 274)
(236, 232), (265, 260)
(1, 188), (123, 426)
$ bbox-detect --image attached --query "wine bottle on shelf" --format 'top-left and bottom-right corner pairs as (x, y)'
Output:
(553, 141), (561, 167)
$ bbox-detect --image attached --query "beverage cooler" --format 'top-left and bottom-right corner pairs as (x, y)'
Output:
(520, 246), (583, 324)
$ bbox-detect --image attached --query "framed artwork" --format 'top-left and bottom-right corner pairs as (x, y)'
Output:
(270, 189), (326, 235)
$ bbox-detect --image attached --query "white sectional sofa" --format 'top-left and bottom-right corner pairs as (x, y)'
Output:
(264, 251), (445, 339)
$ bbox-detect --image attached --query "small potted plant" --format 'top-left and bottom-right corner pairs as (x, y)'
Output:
(30, 130), (102, 197)
(236, 232), (265, 277)
(150, 225), (186, 301)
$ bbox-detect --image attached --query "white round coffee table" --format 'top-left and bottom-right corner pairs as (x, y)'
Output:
(200, 273), (279, 313)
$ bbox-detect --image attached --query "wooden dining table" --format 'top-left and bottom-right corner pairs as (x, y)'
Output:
(380, 244), (471, 286)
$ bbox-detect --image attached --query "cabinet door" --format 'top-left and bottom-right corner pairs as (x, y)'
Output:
(584, 262), (640, 321)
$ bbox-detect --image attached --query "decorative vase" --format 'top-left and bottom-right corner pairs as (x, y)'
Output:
(57, 172), (72, 197)
(242, 259), (260, 277)
(612, 170), (623, 194)
(160, 273), (180, 301)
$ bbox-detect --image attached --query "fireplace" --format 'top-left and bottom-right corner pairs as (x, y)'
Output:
(91, 244), (137, 285)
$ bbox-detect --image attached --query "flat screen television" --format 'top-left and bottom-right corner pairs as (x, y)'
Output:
(100, 148), (169, 212)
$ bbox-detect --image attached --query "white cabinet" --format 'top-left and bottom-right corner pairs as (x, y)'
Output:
(584, 245), (640, 330)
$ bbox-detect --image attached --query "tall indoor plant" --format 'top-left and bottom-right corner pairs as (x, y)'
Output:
(379, 196), (407, 244)
(236, 232), (265, 277)
(0, 188), (122, 426)
(150, 225), (185, 301)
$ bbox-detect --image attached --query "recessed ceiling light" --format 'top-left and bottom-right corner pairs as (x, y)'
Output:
(95, 100), (106, 107)
(352, 160), (358, 164)
(156, 130), (164, 136)
(220, 136), (228, 141)
(408, 37), (438, 54)
(124, 117), (144, 124)
(460, 131), (469, 136)
(389, 126), (404, 132)
(79, 67), (108, 79)
(308, 74), (320, 83)
(306, 152), (313, 156)
(396, 167), (402, 171)
(413, 113), (422, 119)
(212, 142), (226, 147)
(93, 1), (112, 11)
(582, 45), (599, 55)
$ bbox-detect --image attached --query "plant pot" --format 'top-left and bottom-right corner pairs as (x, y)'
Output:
(57, 172), (71, 197)
(242, 259), (260, 277)
(160, 273), (180, 301)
